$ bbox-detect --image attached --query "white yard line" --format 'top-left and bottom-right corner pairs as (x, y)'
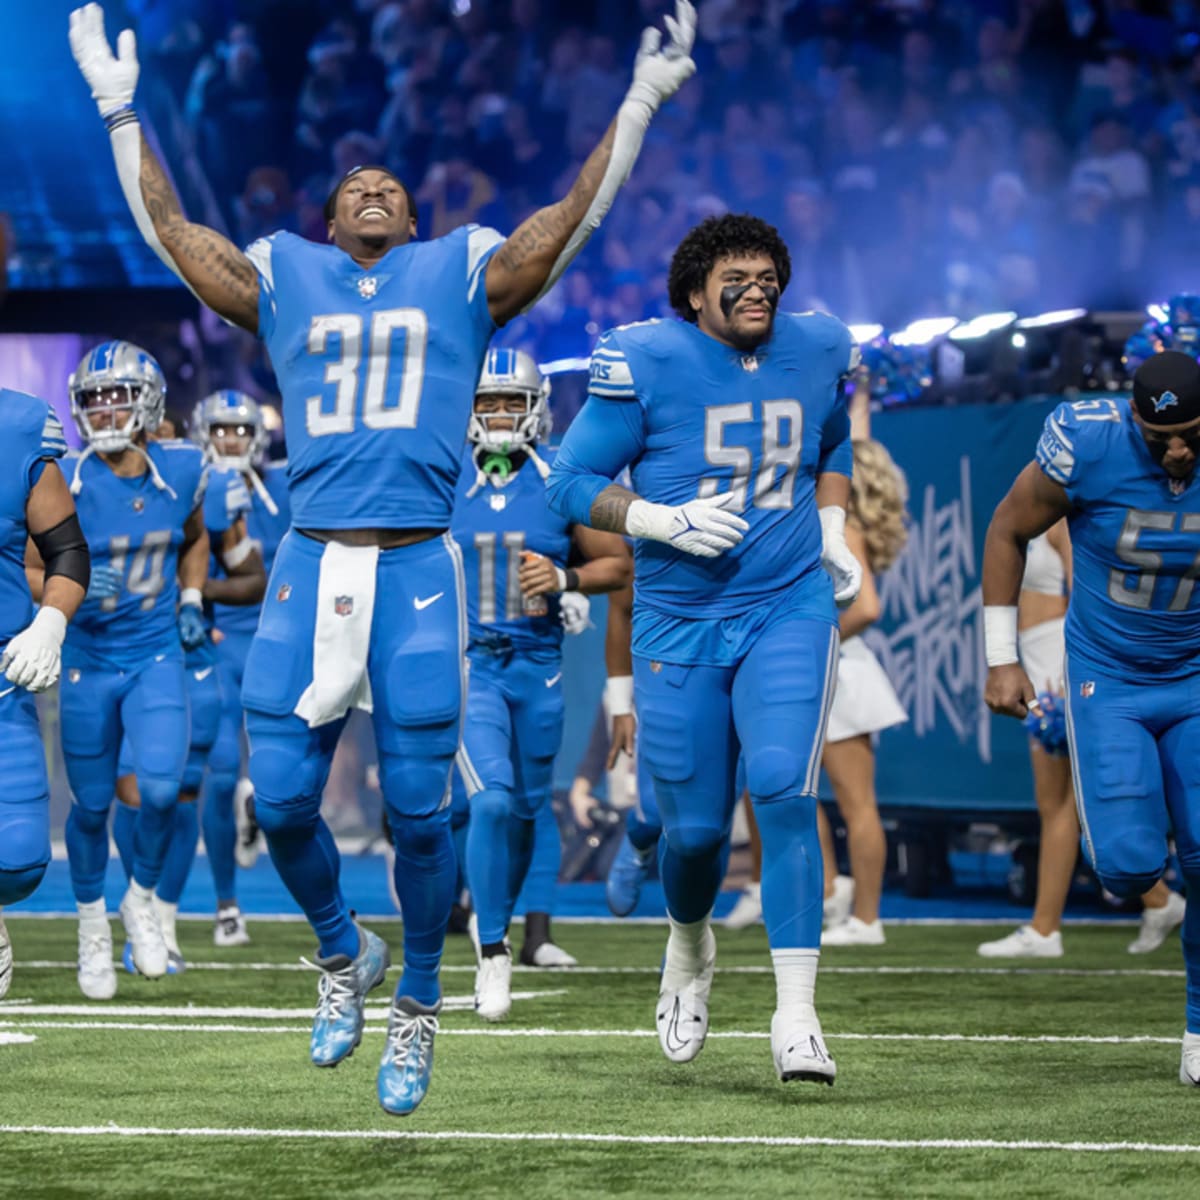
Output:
(0, 1124), (1197, 1154)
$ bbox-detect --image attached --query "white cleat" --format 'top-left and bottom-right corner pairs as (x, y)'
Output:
(656, 925), (717, 1064)
(233, 778), (261, 870)
(119, 887), (168, 978)
(525, 941), (577, 968)
(976, 925), (1063, 959)
(214, 904), (251, 947)
(77, 921), (117, 1000)
(724, 882), (762, 930)
(823, 875), (854, 930)
(474, 951), (513, 1022)
(822, 916), (886, 947)
(1128, 891), (1186, 955)
(0, 912), (12, 1001)
(1181, 1032), (1200, 1086)
(771, 1009), (837, 1085)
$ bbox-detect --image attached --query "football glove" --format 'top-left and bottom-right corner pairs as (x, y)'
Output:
(560, 591), (591, 636)
(177, 602), (207, 651)
(626, 492), (748, 559)
(627, 1), (697, 113)
(69, 3), (139, 118)
(85, 563), (123, 602)
(819, 505), (863, 608)
(1, 607), (67, 693)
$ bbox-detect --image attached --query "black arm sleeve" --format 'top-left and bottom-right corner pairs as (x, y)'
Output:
(31, 513), (91, 591)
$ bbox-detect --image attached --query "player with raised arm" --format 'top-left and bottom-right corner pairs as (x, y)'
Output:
(983, 351), (1200, 1086)
(28, 341), (209, 999)
(547, 214), (861, 1086)
(70, 0), (697, 1114)
(453, 349), (631, 1020)
(0, 392), (89, 999)
(192, 391), (290, 946)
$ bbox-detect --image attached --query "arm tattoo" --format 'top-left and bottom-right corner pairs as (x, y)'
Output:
(589, 484), (638, 534)
(138, 132), (260, 332)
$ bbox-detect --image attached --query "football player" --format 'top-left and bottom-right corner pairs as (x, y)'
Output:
(0, 390), (88, 999)
(28, 341), (209, 999)
(453, 349), (631, 1020)
(193, 390), (289, 946)
(983, 350), (1200, 1086)
(71, 0), (697, 1114)
(548, 213), (861, 1086)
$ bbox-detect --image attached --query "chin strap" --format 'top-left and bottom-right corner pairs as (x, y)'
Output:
(243, 465), (280, 516)
(464, 445), (553, 498)
(70, 441), (177, 499)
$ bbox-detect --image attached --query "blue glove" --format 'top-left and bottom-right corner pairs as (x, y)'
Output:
(1023, 691), (1068, 757)
(85, 564), (123, 601)
(177, 603), (207, 651)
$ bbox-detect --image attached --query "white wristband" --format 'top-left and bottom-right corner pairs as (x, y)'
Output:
(984, 605), (1020, 667)
(223, 537), (255, 570)
(180, 587), (203, 610)
(604, 675), (635, 717)
(554, 565), (568, 592)
(32, 605), (68, 647)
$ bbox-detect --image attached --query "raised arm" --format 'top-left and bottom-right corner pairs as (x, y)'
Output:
(69, 4), (260, 331)
(483, 2), (697, 324)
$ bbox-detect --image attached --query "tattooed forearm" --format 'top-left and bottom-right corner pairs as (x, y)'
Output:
(589, 484), (639, 534)
(137, 132), (260, 332)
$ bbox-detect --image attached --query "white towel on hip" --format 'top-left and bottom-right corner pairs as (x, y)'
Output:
(294, 541), (378, 727)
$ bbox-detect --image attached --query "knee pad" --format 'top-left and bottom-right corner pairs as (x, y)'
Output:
(248, 738), (325, 808)
(470, 787), (511, 826)
(137, 776), (181, 815)
(68, 801), (110, 839)
(378, 753), (454, 819)
(743, 745), (809, 803)
(1090, 824), (1166, 898)
(0, 806), (50, 873)
(387, 806), (452, 857)
(664, 821), (725, 861)
(0, 862), (47, 906)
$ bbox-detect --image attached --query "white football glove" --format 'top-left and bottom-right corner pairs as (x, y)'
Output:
(69, 3), (139, 117)
(626, 492), (748, 559)
(819, 506), (863, 609)
(626, 0), (697, 113)
(560, 591), (591, 636)
(1, 607), (68, 693)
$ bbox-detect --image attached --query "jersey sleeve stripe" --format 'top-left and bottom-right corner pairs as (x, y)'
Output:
(40, 408), (68, 457)
(245, 238), (277, 318)
(467, 226), (505, 303)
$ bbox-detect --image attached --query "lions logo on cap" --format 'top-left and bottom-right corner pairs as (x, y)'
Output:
(1153, 389), (1179, 413)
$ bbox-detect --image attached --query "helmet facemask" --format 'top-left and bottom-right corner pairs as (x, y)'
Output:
(467, 388), (548, 455)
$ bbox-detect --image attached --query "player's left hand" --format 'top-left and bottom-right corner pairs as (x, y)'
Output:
(607, 713), (636, 769)
(177, 602), (207, 651)
(627, 0), (697, 112)
(1, 607), (67, 693)
(818, 506), (863, 608)
(560, 591), (591, 635)
(985, 663), (1039, 720)
(518, 550), (560, 598)
(69, 4), (140, 118)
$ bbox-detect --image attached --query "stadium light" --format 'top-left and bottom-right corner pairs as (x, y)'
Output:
(539, 356), (591, 375)
(1014, 308), (1088, 329)
(948, 312), (1017, 342)
(891, 317), (958, 347)
(1011, 333), (1027, 349)
(848, 323), (883, 344)
(1147, 303), (1169, 324)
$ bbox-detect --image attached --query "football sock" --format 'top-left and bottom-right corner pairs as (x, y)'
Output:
(65, 803), (111, 905)
(754, 795), (823, 949)
(467, 788), (513, 946)
(112, 801), (137, 880)
(131, 778), (180, 891)
(201, 767), (239, 901)
(771, 948), (820, 1021)
(662, 913), (712, 990)
(157, 800), (199, 906)
(1182, 867), (1200, 1034)
(391, 808), (456, 1007)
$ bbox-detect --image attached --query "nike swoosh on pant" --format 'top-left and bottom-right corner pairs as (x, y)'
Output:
(193, 667), (214, 681)
(414, 592), (444, 611)
(545, 673), (562, 688)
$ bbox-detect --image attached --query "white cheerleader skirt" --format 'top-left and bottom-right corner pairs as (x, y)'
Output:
(1018, 616), (1065, 696)
(824, 636), (908, 745)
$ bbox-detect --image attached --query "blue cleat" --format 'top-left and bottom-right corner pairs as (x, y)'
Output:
(606, 834), (654, 917)
(308, 927), (391, 1068)
(377, 996), (440, 1116)
(122, 940), (135, 975)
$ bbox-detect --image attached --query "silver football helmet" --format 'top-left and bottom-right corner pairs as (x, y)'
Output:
(469, 348), (551, 453)
(68, 340), (166, 453)
(192, 389), (268, 472)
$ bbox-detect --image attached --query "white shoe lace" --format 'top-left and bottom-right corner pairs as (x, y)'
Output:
(304, 958), (357, 1024)
(384, 1012), (438, 1072)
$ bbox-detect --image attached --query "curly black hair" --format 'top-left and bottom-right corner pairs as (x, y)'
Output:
(667, 214), (792, 323)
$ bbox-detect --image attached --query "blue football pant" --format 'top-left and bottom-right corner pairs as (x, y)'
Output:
(206, 629), (253, 903)
(0, 688), (51, 905)
(244, 531), (464, 1006)
(459, 650), (563, 945)
(634, 616), (838, 949)
(61, 655), (189, 902)
(1065, 657), (1200, 1033)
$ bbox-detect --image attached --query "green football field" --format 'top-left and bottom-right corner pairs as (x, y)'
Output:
(0, 917), (1196, 1198)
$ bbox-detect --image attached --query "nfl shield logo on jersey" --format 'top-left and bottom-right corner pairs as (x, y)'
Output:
(489, 492), (508, 511)
(335, 595), (354, 617)
(277, 583), (292, 603)
(1080, 681), (1095, 698)
(357, 276), (379, 299)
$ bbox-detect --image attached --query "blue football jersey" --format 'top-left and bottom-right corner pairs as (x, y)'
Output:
(212, 461), (292, 638)
(452, 448), (572, 655)
(1037, 396), (1200, 677)
(553, 312), (855, 619)
(64, 440), (207, 670)
(245, 225), (504, 530)
(0, 390), (67, 650)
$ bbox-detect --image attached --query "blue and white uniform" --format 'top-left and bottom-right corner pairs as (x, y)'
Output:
(240, 222), (503, 998)
(548, 313), (854, 949)
(1036, 396), (1200, 1032)
(61, 439), (206, 903)
(0, 391), (68, 902)
(453, 446), (571, 946)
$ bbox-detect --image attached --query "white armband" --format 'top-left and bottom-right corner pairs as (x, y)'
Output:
(605, 675), (635, 717)
(984, 606), (1020, 667)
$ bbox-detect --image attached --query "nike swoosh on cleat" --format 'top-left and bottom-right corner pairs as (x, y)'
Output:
(662, 998), (694, 1056)
(414, 592), (444, 611)
(545, 673), (562, 688)
(193, 667), (214, 681)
